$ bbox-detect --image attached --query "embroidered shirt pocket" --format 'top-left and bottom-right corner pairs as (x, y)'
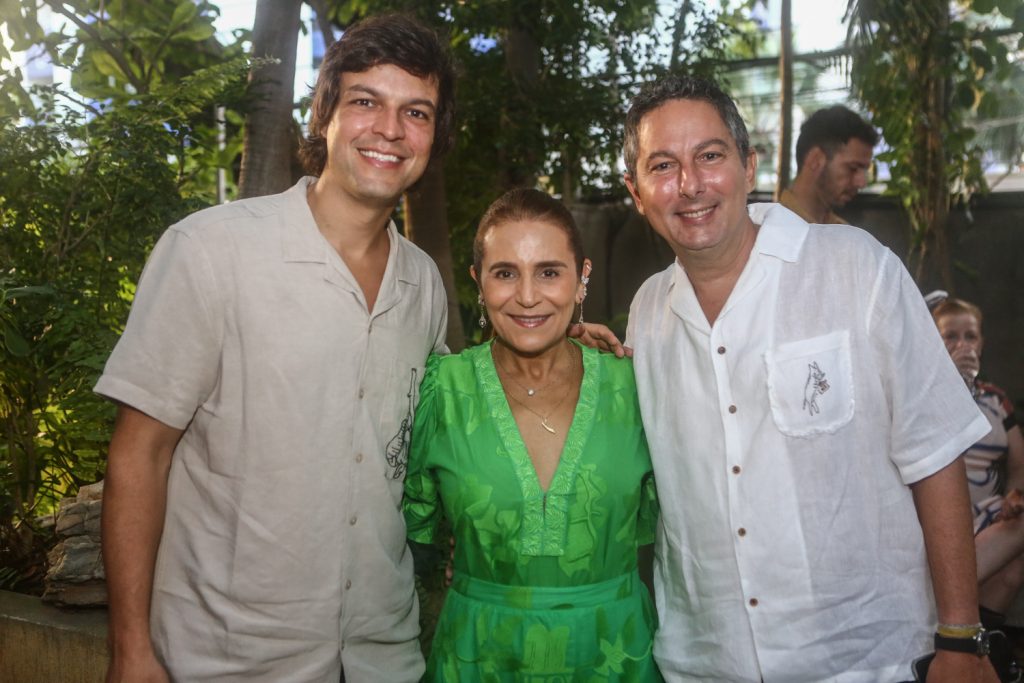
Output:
(764, 330), (854, 437)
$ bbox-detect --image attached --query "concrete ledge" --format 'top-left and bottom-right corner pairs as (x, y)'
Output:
(0, 590), (107, 683)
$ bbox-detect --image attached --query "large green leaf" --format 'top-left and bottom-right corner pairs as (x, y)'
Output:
(170, 1), (200, 29)
(973, 0), (997, 15)
(2, 285), (54, 302)
(1, 321), (30, 357)
(173, 23), (217, 42)
(996, 0), (1020, 19)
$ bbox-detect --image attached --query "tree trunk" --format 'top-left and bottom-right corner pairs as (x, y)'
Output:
(911, 0), (953, 291)
(500, 20), (541, 189)
(669, 0), (693, 70)
(775, 0), (793, 199)
(238, 0), (303, 199)
(306, 0), (337, 49)
(404, 162), (466, 352)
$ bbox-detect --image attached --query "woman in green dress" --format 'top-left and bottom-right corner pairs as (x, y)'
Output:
(403, 188), (661, 682)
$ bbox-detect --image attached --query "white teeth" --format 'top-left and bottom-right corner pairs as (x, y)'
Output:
(680, 207), (713, 218)
(360, 149), (400, 162)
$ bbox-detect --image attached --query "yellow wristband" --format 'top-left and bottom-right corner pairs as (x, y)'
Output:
(936, 622), (983, 638)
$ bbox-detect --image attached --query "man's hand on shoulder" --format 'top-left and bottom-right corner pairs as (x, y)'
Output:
(568, 322), (631, 358)
(926, 650), (1000, 683)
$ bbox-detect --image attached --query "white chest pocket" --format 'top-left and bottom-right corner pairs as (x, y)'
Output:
(764, 330), (854, 437)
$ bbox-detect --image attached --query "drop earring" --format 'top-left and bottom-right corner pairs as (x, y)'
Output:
(577, 274), (590, 325)
(478, 293), (487, 328)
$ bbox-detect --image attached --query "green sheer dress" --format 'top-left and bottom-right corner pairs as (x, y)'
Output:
(404, 340), (661, 682)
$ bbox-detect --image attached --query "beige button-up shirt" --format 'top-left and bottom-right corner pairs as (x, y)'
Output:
(96, 177), (447, 682)
(628, 203), (988, 682)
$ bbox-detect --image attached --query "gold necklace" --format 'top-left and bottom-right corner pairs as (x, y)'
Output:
(498, 345), (580, 435)
(494, 347), (562, 397)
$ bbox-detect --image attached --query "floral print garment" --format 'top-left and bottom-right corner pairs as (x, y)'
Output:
(404, 340), (661, 682)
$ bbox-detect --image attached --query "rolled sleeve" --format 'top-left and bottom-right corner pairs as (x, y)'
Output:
(94, 227), (223, 429)
(870, 251), (990, 483)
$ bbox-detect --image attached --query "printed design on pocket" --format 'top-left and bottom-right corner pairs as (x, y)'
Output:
(802, 361), (830, 416)
(385, 367), (418, 480)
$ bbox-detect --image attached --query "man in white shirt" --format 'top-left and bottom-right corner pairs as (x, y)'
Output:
(97, 15), (454, 683)
(623, 74), (997, 682)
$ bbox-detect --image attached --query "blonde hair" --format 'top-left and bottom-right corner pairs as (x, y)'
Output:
(931, 297), (983, 328)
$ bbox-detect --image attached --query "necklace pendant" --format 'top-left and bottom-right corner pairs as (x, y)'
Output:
(527, 389), (535, 396)
(541, 418), (556, 435)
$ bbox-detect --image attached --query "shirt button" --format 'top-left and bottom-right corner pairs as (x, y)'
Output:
(749, 598), (759, 607)
(732, 465), (741, 475)
(345, 580), (352, 590)
(717, 346), (726, 354)
(728, 405), (737, 414)
(355, 453), (363, 463)
(737, 527), (746, 537)
(358, 388), (365, 399)
(349, 515), (358, 526)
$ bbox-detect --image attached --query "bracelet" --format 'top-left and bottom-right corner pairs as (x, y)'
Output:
(936, 622), (983, 637)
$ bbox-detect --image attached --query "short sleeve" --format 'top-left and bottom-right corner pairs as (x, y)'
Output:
(869, 252), (990, 483)
(996, 387), (1017, 432)
(94, 227), (223, 430)
(636, 470), (659, 546)
(429, 269), (449, 355)
(403, 353), (445, 543)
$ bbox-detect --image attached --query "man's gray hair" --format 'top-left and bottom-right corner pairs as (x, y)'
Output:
(623, 74), (751, 179)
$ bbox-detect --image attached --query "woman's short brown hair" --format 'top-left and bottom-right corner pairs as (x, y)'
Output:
(473, 189), (585, 277)
(932, 297), (984, 327)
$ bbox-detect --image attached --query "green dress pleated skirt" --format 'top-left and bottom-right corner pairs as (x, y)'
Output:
(404, 342), (663, 682)
(428, 571), (661, 682)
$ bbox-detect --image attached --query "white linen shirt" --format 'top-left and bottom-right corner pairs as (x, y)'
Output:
(95, 177), (447, 682)
(627, 203), (990, 683)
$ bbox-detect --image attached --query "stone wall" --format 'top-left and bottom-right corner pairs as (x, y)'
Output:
(571, 192), (1024, 411)
(44, 482), (106, 607)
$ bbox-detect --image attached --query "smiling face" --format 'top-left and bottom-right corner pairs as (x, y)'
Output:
(472, 219), (590, 358)
(319, 64), (438, 207)
(815, 138), (873, 209)
(624, 98), (757, 264)
(936, 311), (984, 358)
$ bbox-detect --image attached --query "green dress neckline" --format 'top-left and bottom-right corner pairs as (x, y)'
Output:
(472, 338), (600, 556)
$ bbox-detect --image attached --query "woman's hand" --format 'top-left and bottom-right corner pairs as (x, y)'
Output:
(950, 345), (981, 380)
(997, 489), (1024, 522)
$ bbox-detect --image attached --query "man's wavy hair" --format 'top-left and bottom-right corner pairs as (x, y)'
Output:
(623, 74), (751, 179)
(299, 13), (456, 176)
(795, 105), (878, 172)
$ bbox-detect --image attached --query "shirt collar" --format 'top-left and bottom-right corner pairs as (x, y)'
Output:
(279, 176), (420, 286)
(667, 201), (808, 287)
(280, 176), (328, 263)
(747, 202), (807, 264)
(664, 202), (807, 328)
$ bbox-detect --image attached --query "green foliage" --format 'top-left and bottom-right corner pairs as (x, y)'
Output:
(1, 2), (252, 589)
(846, 0), (1022, 285)
(10, 0), (223, 96)
(325, 0), (756, 322)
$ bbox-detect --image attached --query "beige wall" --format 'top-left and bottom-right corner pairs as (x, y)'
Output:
(0, 591), (107, 683)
